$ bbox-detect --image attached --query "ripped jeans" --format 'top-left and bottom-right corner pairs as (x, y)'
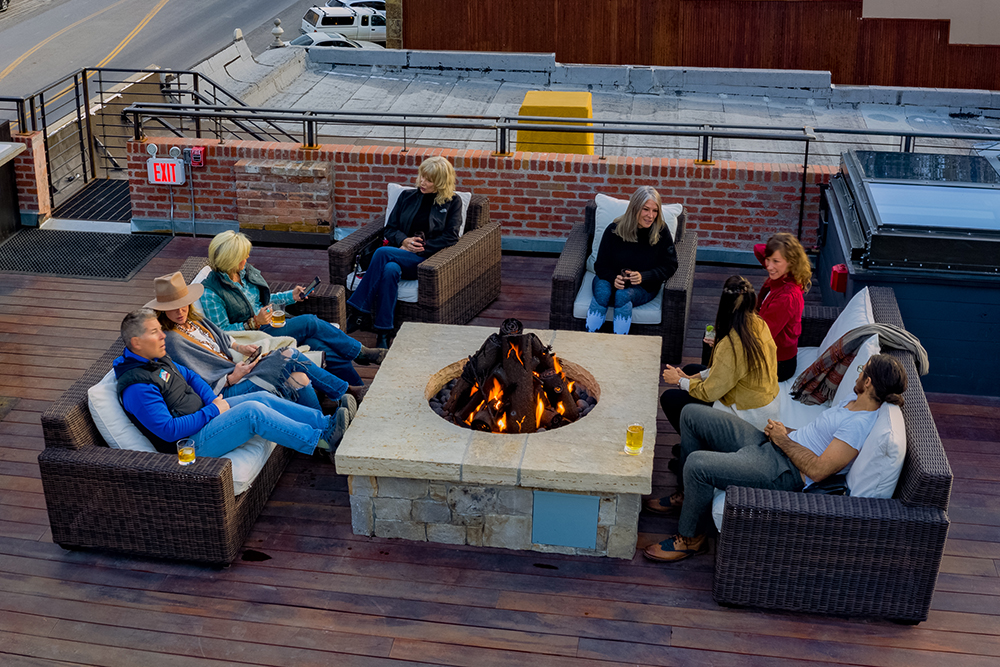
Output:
(586, 276), (655, 335)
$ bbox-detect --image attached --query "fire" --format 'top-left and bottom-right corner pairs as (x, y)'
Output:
(497, 413), (507, 432)
(487, 378), (502, 405)
(507, 343), (524, 367)
(465, 399), (485, 425)
(567, 380), (575, 393)
(556, 401), (566, 415)
(552, 355), (563, 375)
(536, 395), (545, 428)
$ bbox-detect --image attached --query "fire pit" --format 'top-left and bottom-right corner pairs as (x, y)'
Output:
(430, 319), (597, 433)
(335, 322), (660, 559)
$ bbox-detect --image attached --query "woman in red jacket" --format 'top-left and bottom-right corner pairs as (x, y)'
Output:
(755, 233), (812, 382)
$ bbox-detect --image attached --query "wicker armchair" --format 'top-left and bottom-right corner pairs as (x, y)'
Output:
(327, 195), (499, 325)
(713, 286), (952, 623)
(38, 341), (294, 565)
(549, 202), (696, 364)
(179, 256), (346, 330)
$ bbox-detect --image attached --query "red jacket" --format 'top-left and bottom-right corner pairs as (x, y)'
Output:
(754, 243), (805, 362)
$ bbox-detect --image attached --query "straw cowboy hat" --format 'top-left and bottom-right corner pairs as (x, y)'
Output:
(144, 271), (204, 310)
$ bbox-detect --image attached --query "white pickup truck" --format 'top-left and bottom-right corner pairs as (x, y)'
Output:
(301, 6), (386, 44)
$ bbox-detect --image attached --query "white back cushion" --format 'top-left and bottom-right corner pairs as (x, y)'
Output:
(88, 369), (276, 495)
(817, 287), (874, 356)
(832, 334), (882, 407)
(386, 182), (472, 237)
(846, 403), (906, 498)
(587, 193), (682, 273)
(190, 265), (213, 318)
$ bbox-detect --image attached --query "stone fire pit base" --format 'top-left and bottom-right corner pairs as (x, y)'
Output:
(335, 323), (660, 559)
(349, 475), (641, 558)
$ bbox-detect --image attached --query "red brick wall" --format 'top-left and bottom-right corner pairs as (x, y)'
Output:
(12, 132), (51, 223)
(128, 138), (831, 250)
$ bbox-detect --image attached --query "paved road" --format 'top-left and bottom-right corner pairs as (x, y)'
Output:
(0, 0), (319, 97)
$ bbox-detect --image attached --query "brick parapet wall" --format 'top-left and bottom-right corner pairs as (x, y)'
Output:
(12, 131), (51, 223)
(128, 138), (831, 250)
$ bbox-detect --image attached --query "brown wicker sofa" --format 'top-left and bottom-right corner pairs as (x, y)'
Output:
(38, 341), (295, 565)
(549, 202), (696, 364)
(36, 258), (348, 565)
(327, 195), (499, 325)
(713, 286), (952, 623)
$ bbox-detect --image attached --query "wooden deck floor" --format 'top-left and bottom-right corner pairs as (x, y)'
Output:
(2, 237), (999, 666)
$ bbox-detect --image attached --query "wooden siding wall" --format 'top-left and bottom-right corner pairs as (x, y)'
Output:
(403, 0), (1000, 89)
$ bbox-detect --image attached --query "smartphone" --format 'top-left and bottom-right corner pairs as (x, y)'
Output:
(245, 347), (262, 364)
(303, 276), (321, 297)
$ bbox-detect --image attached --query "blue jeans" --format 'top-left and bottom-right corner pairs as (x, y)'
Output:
(586, 276), (655, 335)
(347, 245), (425, 331)
(677, 405), (804, 537)
(222, 348), (348, 411)
(262, 314), (362, 386)
(190, 392), (331, 458)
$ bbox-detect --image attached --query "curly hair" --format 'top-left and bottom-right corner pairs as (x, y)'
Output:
(764, 232), (812, 292)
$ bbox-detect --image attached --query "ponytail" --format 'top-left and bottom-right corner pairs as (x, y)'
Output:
(864, 354), (908, 408)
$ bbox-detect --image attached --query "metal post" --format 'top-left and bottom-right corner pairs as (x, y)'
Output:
(901, 135), (914, 152)
(29, 96), (37, 132)
(193, 75), (202, 139)
(81, 70), (97, 180)
(38, 92), (56, 210)
(498, 126), (507, 154)
(73, 73), (89, 184)
(695, 127), (714, 165)
(16, 100), (27, 133)
(797, 139), (810, 241)
(133, 111), (143, 141)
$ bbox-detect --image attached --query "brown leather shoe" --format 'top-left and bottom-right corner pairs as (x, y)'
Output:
(643, 492), (684, 515)
(643, 533), (707, 562)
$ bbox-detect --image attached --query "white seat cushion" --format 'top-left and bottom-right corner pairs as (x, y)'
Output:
(346, 270), (418, 303)
(571, 270), (663, 324)
(846, 402), (906, 498)
(587, 193), (682, 273)
(386, 182), (472, 237)
(88, 370), (276, 495)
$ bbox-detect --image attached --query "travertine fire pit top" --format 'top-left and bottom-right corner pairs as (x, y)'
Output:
(335, 323), (660, 494)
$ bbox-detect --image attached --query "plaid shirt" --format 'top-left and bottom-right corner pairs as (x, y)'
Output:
(200, 270), (294, 332)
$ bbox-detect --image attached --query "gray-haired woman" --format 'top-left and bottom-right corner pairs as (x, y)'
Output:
(587, 186), (679, 334)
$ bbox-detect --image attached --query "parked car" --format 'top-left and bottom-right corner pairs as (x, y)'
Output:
(0, 0), (11, 13)
(286, 31), (384, 50)
(325, 0), (386, 10)
(301, 6), (386, 44)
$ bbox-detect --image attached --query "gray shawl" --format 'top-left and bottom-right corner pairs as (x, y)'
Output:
(163, 318), (288, 395)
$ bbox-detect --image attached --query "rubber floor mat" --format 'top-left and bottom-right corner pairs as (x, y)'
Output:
(0, 229), (168, 281)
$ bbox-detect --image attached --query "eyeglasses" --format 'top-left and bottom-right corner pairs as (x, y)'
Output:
(857, 364), (867, 376)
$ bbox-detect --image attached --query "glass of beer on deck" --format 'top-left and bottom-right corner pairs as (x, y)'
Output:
(177, 439), (196, 465)
(270, 305), (285, 328)
(625, 423), (644, 455)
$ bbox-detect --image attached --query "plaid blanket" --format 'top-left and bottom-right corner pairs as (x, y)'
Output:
(790, 334), (867, 405)
(790, 322), (928, 405)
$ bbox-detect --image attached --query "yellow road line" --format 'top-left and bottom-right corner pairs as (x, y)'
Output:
(95, 0), (171, 68)
(0, 0), (133, 82)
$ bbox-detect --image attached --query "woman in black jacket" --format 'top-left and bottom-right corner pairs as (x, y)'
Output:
(587, 186), (679, 334)
(347, 156), (462, 348)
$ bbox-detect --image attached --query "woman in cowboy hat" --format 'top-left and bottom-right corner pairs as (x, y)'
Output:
(146, 272), (356, 414)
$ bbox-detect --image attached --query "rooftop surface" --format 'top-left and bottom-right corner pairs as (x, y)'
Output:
(1, 241), (999, 665)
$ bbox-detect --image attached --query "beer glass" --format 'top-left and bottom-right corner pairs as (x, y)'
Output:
(270, 305), (286, 328)
(177, 439), (196, 465)
(625, 423), (643, 455)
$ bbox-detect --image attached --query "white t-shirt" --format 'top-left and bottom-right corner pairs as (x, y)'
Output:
(792, 395), (880, 485)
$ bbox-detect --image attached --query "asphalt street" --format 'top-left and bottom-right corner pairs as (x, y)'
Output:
(0, 0), (320, 96)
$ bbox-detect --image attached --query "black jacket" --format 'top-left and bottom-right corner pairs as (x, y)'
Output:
(384, 189), (463, 258)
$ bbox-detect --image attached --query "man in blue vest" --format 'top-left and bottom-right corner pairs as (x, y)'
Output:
(114, 309), (349, 462)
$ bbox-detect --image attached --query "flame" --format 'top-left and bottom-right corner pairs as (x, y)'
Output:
(552, 355), (563, 375)
(556, 401), (566, 416)
(567, 380), (575, 393)
(536, 395), (545, 428)
(497, 413), (507, 432)
(507, 343), (524, 367)
(464, 399), (485, 425)
(487, 378), (502, 403)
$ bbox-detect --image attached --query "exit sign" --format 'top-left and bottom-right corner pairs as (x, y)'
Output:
(147, 158), (185, 185)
